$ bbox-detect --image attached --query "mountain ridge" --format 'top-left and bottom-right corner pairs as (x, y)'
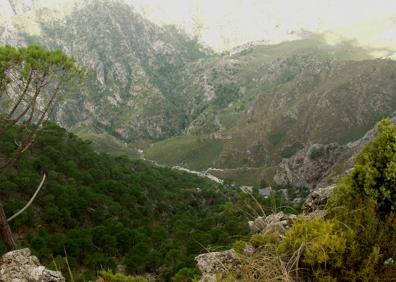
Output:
(1, 0), (396, 188)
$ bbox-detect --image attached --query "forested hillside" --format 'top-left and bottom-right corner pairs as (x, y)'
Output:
(0, 122), (279, 281)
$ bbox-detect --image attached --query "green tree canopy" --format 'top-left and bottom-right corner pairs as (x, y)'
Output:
(350, 119), (396, 213)
(0, 45), (83, 251)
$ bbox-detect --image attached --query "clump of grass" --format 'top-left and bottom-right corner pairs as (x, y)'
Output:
(97, 270), (148, 282)
(228, 242), (295, 281)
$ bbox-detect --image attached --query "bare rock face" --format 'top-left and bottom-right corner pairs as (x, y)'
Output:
(275, 113), (396, 190)
(248, 211), (297, 236)
(274, 143), (344, 189)
(0, 248), (65, 282)
(195, 250), (239, 282)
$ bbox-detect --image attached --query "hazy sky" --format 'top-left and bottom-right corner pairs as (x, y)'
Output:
(1, 0), (396, 54)
(126, 0), (396, 53)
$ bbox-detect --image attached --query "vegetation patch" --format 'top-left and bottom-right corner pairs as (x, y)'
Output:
(209, 166), (277, 187)
(225, 119), (396, 281)
(146, 135), (224, 170)
(0, 123), (265, 281)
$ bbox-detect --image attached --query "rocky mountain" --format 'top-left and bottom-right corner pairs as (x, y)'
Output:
(147, 40), (396, 180)
(0, 0), (208, 142)
(37, 1), (208, 141)
(274, 112), (396, 189)
(1, 0), (396, 188)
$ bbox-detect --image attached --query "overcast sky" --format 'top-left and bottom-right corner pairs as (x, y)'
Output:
(1, 0), (396, 54)
(126, 0), (396, 53)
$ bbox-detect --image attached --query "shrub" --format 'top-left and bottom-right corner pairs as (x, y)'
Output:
(347, 119), (396, 213)
(98, 270), (148, 282)
(279, 217), (347, 269)
(307, 144), (324, 160)
(172, 267), (199, 282)
(250, 233), (279, 247)
(280, 119), (396, 280)
(235, 119), (396, 280)
(232, 240), (246, 254)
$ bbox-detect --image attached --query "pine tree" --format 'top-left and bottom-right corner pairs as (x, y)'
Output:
(0, 45), (83, 251)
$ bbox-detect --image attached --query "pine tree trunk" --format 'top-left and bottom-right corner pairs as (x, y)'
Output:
(0, 204), (16, 251)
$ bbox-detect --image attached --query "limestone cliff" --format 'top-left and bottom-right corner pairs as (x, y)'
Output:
(274, 113), (396, 189)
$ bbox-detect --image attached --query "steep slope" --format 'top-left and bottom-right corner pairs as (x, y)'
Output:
(0, 123), (254, 281)
(0, 0), (208, 142)
(196, 119), (396, 281)
(147, 38), (396, 175)
(35, 1), (207, 141)
(2, 1), (396, 187)
(274, 112), (396, 189)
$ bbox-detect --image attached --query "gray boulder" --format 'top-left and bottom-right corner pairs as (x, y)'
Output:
(248, 211), (297, 236)
(274, 143), (344, 189)
(303, 185), (336, 216)
(195, 250), (239, 282)
(0, 248), (64, 282)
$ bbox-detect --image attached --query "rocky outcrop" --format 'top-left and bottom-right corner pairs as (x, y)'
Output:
(248, 185), (336, 236)
(194, 212), (297, 281)
(303, 185), (336, 218)
(274, 114), (396, 190)
(248, 211), (297, 236)
(195, 185), (339, 280)
(274, 143), (345, 189)
(195, 250), (239, 282)
(0, 248), (64, 282)
(195, 211), (297, 281)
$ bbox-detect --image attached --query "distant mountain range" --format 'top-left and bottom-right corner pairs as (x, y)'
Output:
(2, 0), (396, 188)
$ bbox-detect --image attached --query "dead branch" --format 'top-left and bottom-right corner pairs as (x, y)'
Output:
(7, 173), (46, 222)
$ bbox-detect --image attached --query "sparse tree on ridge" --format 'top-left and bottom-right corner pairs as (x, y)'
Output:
(0, 45), (83, 251)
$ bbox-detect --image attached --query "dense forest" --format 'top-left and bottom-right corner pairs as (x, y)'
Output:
(0, 122), (283, 281)
(0, 44), (295, 282)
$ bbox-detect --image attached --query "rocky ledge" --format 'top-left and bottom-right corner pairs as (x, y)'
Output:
(195, 184), (336, 280)
(0, 248), (64, 282)
(248, 211), (297, 236)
